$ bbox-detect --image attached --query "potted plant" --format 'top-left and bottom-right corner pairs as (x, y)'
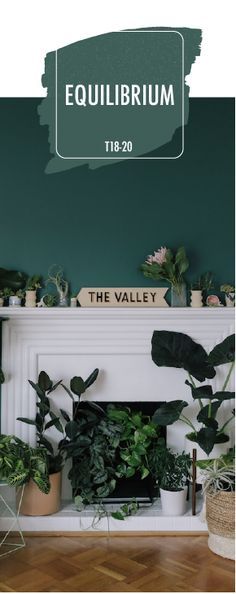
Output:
(190, 272), (214, 308)
(25, 275), (42, 307)
(141, 245), (189, 306)
(17, 371), (65, 515)
(197, 451), (235, 559)
(0, 290), (4, 307)
(148, 441), (191, 516)
(221, 284), (235, 308)
(0, 434), (50, 500)
(151, 331), (235, 458)
(8, 288), (25, 307)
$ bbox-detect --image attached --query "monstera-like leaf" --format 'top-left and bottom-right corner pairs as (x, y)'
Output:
(152, 400), (188, 426)
(152, 331), (216, 382)
(208, 334), (235, 366)
(0, 268), (27, 290)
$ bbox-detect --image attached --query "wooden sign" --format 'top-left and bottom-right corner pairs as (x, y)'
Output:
(77, 288), (168, 307)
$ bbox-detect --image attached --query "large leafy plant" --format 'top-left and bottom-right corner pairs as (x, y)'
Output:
(151, 331), (235, 455)
(0, 434), (50, 493)
(17, 371), (65, 474)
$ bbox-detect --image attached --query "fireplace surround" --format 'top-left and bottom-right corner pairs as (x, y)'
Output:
(0, 307), (234, 532)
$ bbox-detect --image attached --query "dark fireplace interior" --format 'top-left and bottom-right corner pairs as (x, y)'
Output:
(74, 401), (166, 503)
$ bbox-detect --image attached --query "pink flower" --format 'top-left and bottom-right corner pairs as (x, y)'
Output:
(152, 246), (168, 265)
(145, 255), (154, 265)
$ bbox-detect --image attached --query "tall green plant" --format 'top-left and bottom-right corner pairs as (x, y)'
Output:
(151, 331), (235, 454)
(17, 371), (64, 473)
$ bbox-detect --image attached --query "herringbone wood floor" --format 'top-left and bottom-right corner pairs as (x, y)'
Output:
(0, 535), (234, 592)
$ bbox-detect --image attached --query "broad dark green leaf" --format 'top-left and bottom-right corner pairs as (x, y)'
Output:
(214, 391), (235, 401)
(197, 401), (221, 425)
(48, 379), (63, 393)
(70, 376), (86, 396)
(93, 471), (108, 484)
(96, 484), (110, 498)
(84, 368), (99, 389)
(17, 417), (36, 426)
(141, 466), (150, 479)
(185, 380), (213, 399)
(49, 411), (64, 433)
(65, 420), (80, 439)
(215, 432), (230, 444)
(188, 427), (217, 455)
(208, 334), (235, 366)
(38, 435), (54, 454)
(45, 417), (61, 431)
(60, 408), (70, 422)
(152, 331), (216, 382)
(111, 511), (125, 520)
(28, 380), (44, 399)
(38, 371), (53, 392)
(152, 401), (188, 426)
(36, 413), (43, 431)
(107, 409), (129, 422)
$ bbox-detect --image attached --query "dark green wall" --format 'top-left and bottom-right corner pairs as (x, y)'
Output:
(0, 98), (234, 292)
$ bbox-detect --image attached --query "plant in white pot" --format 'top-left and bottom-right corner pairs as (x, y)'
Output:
(17, 371), (66, 515)
(148, 442), (191, 516)
(151, 331), (235, 463)
(220, 284), (235, 308)
(197, 451), (235, 559)
(8, 288), (24, 307)
(25, 275), (42, 307)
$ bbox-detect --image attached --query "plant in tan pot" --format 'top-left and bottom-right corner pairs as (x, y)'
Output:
(25, 275), (42, 307)
(197, 451), (235, 560)
(17, 371), (65, 515)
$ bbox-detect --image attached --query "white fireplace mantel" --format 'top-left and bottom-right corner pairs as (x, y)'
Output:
(0, 307), (234, 532)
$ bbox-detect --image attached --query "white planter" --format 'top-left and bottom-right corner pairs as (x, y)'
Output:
(25, 290), (36, 307)
(160, 486), (188, 516)
(190, 290), (203, 307)
(9, 296), (22, 307)
(225, 293), (235, 307)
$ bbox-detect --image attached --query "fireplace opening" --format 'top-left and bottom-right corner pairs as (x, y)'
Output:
(73, 401), (166, 504)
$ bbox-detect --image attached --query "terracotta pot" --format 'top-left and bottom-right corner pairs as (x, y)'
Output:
(17, 472), (61, 516)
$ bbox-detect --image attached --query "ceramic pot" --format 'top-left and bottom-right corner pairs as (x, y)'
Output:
(185, 439), (229, 484)
(225, 293), (235, 307)
(17, 471), (61, 516)
(190, 290), (203, 307)
(160, 486), (188, 516)
(170, 283), (187, 307)
(25, 290), (36, 307)
(9, 296), (22, 307)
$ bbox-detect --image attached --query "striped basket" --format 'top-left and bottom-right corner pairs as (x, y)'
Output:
(206, 491), (235, 560)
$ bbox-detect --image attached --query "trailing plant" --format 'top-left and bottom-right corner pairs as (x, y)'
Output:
(0, 434), (50, 493)
(147, 438), (191, 491)
(17, 371), (65, 474)
(141, 246), (189, 291)
(151, 331), (235, 454)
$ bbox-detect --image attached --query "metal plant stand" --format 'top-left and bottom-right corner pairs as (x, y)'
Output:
(0, 482), (25, 558)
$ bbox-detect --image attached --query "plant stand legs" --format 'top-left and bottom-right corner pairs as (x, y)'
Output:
(0, 484), (25, 558)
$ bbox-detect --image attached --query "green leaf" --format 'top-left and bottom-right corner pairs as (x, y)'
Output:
(197, 401), (221, 425)
(111, 511), (125, 520)
(61, 383), (75, 401)
(38, 435), (54, 454)
(141, 466), (149, 479)
(48, 379), (63, 393)
(65, 420), (80, 439)
(38, 371), (53, 392)
(84, 368), (99, 389)
(36, 413), (44, 431)
(96, 484), (110, 498)
(45, 417), (61, 431)
(208, 334), (235, 366)
(152, 331), (216, 382)
(126, 466), (136, 478)
(152, 401), (188, 426)
(141, 424), (158, 437)
(185, 380), (213, 399)
(107, 409), (129, 422)
(188, 427), (217, 455)
(17, 417), (36, 426)
(175, 246), (189, 276)
(70, 376), (86, 396)
(215, 433), (230, 444)
(28, 380), (44, 399)
(214, 391), (235, 401)
(60, 408), (70, 422)
(49, 411), (64, 433)
(93, 471), (108, 484)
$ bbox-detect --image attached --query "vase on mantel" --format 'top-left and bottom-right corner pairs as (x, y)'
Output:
(190, 290), (203, 308)
(170, 283), (187, 307)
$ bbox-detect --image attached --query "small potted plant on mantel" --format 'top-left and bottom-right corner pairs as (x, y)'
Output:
(8, 288), (25, 307)
(190, 272), (214, 307)
(221, 284), (235, 308)
(25, 275), (42, 307)
(148, 441), (191, 516)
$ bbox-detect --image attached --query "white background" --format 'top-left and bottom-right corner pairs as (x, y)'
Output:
(0, 0), (235, 97)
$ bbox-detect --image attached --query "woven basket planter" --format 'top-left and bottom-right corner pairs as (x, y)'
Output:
(206, 491), (235, 560)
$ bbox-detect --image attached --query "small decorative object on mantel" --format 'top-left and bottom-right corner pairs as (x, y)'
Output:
(25, 275), (42, 307)
(206, 295), (223, 307)
(140, 246), (189, 307)
(46, 265), (69, 307)
(221, 284), (235, 308)
(8, 289), (25, 307)
(77, 287), (168, 307)
(70, 296), (77, 307)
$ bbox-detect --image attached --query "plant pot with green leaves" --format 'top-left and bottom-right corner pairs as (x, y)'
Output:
(25, 275), (42, 307)
(197, 450), (235, 559)
(147, 440), (191, 516)
(220, 284), (235, 308)
(8, 289), (25, 307)
(190, 272), (214, 307)
(141, 245), (189, 307)
(17, 371), (66, 515)
(59, 371), (160, 514)
(151, 331), (235, 466)
(0, 434), (50, 512)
